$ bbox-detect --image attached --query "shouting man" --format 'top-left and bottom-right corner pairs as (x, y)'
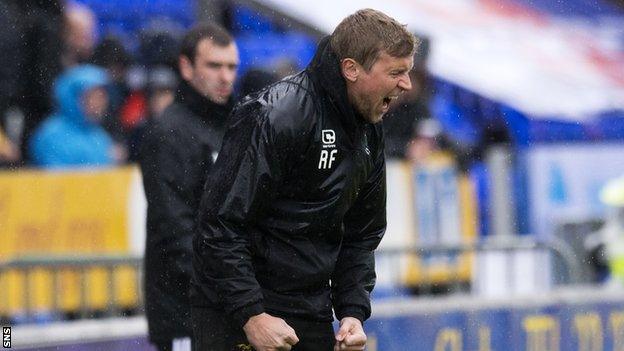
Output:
(192, 9), (414, 351)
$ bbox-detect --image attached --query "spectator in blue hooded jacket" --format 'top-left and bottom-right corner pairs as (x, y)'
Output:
(29, 64), (121, 168)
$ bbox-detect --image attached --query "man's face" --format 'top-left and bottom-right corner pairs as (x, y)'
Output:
(180, 39), (239, 105)
(347, 52), (413, 124)
(81, 87), (108, 123)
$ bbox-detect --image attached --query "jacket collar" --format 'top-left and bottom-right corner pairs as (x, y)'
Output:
(174, 80), (234, 126)
(306, 36), (366, 141)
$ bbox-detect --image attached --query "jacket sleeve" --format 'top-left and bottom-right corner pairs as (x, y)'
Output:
(331, 144), (386, 323)
(140, 124), (198, 276)
(193, 105), (283, 328)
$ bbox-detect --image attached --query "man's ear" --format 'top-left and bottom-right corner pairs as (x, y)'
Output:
(178, 55), (194, 82)
(340, 58), (359, 83)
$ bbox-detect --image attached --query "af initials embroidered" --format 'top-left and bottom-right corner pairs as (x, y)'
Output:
(319, 129), (337, 169)
(319, 149), (337, 169)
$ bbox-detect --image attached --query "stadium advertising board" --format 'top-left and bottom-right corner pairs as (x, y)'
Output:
(365, 292), (624, 350)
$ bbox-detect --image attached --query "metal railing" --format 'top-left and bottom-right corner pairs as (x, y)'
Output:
(0, 254), (143, 321)
(376, 237), (581, 284)
(0, 237), (580, 322)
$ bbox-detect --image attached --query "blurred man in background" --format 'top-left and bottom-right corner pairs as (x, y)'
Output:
(29, 64), (121, 168)
(191, 8), (414, 351)
(140, 23), (238, 351)
(0, 0), (63, 165)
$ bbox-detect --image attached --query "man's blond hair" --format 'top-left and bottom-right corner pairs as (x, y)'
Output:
(330, 9), (416, 71)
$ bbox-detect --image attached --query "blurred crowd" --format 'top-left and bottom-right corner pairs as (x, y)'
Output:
(0, 0), (454, 172)
(0, 0), (287, 170)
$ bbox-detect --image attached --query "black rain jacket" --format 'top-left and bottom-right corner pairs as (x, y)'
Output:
(140, 81), (233, 342)
(191, 36), (387, 328)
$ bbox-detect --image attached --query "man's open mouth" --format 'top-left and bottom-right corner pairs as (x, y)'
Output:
(382, 96), (398, 108)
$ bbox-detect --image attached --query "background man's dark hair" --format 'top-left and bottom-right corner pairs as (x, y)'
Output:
(179, 22), (233, 63)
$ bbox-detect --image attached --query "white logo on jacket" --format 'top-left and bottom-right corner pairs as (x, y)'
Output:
(322, 129), (335, 144)
(319, 129), (337, 169)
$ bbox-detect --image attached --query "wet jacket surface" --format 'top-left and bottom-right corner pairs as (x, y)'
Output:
(29, 65), (113, 168)
(140, 81), (232, 342)
(191, 37), (387, 328)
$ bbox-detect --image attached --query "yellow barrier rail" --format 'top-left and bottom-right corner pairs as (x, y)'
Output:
(0, 254), (142, 320)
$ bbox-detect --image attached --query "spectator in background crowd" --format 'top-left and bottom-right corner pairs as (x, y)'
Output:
(0, 128), (20, 167)
(124, 26), (184, 163)
(127, 65), (178, 162)
(91, 36), (134, 144)
(29, 65), (123, 168)
(62, 1), (96, 68)
(140, 25), (183, 71)
(0, 0), (63, 165)
(406, 118), (444, 165)
(406, 112), (478, 173)
(383, 35), (431, 159)
(145, 66), (179, 118)
(116, 26), (184, 161)
(139, 23), (239, 351)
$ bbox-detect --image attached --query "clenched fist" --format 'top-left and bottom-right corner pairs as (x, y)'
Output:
(243, 313), (299, 351)
(334, 317), (366, 351)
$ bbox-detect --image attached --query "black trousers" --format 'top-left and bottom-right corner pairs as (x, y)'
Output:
(191, 306), (335, 351)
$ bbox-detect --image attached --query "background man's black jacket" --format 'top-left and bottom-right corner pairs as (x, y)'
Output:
(140, 81), (232, 343)
(191, 37), (387, 328)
